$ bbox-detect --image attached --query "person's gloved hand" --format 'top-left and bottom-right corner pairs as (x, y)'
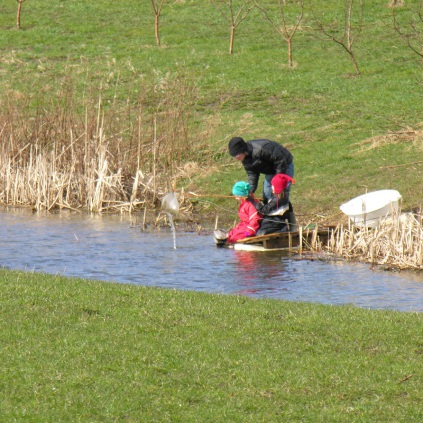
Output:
(247, 194), (255, 203)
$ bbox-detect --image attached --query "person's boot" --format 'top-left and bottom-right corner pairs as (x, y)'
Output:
(288, 202), (297, 232)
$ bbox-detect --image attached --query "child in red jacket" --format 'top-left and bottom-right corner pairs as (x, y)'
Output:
(214, 181), (263, 245)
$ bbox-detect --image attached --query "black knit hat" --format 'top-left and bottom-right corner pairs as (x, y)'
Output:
(228, 137), (247, 157)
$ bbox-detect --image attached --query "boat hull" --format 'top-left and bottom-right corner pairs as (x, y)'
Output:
(232, 227), (335, 252)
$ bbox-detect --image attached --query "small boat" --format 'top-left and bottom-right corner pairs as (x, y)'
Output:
(214, 226), (335, 252)
(340, 190), (402, 228)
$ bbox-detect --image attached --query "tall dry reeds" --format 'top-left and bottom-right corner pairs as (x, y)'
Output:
(0, 71), (217, 213)
(324, 211), (423, 270)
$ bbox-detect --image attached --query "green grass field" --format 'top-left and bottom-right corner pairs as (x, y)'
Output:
(1, 269), (423, 422)
(1, 0), (422, 221)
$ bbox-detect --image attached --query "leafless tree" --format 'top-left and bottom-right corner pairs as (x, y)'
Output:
(255, 0), (305, 67)
(392, 1), (423, 77)
(16, 0), (26, 29)
(210, 0), (256, 55)
(313, 0), (363, 75)
(151, 0), (167, 47)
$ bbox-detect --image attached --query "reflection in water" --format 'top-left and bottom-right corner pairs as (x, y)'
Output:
(1, 207), (423, 312)
(231, 250), (291, 296)
(167, 213), (177, 250)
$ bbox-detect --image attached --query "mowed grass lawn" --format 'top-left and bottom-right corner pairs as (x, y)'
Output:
(1, 269), (423, 422)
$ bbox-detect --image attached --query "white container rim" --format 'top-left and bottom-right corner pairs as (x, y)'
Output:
(340, 189), (402, 216)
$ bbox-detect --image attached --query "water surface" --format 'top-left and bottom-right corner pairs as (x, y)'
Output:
(1, 207), (422, 313)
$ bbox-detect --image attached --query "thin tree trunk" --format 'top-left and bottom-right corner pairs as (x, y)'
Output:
(287, 38), (293, 67)
(155, 14), (160, 46)
(348, 50), (361, 75)
(230, 25), (235, 55)
(16, 0), (24, 29)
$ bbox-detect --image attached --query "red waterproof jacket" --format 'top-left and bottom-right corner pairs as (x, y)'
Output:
(227, 199), (263, 243)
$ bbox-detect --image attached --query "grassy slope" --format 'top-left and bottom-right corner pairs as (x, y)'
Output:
(1, 269), (423, 422)
(0, 0), (422, 223)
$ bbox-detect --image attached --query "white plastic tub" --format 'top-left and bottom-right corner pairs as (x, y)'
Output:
(340, 190), (402, 228)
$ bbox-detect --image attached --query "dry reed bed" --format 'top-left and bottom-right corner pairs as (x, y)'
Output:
(0, 73), (215, 214)
(320, 212), (423, 270)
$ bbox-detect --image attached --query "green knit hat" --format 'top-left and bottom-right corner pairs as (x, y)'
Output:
(232, 181), (251, 197)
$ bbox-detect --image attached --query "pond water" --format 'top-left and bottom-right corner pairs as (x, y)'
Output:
(1, 207), (423, 313)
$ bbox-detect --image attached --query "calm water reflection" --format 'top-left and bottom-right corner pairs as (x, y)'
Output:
(1, 207), (423, 312)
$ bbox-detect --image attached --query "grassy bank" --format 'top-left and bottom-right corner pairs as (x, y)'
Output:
(0, 0), (422, 220)
(1, 269), (422, 422)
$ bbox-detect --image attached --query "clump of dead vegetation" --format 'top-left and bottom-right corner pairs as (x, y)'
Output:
(322, 210), (423, 270)
(352, 125), (423, 154)
(0, 72), (218, 214)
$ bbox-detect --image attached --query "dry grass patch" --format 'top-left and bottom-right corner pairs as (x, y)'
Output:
(352, 125), (423, 154)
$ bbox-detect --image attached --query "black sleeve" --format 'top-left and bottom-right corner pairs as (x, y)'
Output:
(246, 170), (259, 193)
(272, 148), (289, 174)
(262, 142), (291, 174)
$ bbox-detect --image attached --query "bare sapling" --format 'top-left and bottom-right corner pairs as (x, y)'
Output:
(209, 0), (256, 55)
(392, 2), (423, 79)
(312, 0), (363, 75)
(255, 0), (305, 67)
(150, 0), (168, 47)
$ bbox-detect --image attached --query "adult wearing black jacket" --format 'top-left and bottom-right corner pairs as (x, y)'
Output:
(228, 136), (296, 230)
